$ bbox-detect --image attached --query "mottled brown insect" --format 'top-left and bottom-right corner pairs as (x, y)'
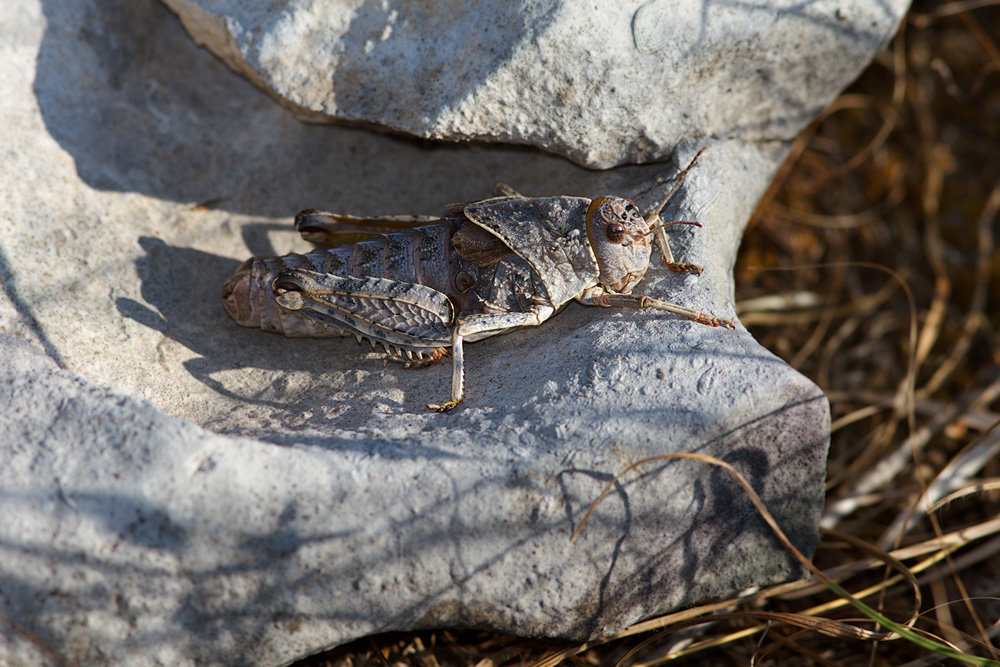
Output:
(222, 150), (733, 411)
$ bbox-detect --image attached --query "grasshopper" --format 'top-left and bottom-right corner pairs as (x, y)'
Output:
(222, 149), (734, 411)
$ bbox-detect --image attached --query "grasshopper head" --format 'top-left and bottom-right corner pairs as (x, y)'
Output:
(586, 196), (652, 293)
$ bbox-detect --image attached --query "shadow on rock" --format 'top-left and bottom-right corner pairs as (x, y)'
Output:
(116, 236), (477, 454)
(32, 0), (434, 218)
(574, 394), (828, 626)
(116, 237), (327, 407)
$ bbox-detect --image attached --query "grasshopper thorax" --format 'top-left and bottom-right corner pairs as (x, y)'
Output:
(586, 196), (652, 294)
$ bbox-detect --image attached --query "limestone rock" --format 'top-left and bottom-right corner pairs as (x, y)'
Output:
(1, 333), (827, 665)
(162, 0), (907, 168)
(0, 0), (907, 663)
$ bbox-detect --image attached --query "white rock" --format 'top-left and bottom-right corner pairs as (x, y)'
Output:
(0, 0), (902, 663)
(162, 0), (908, 168)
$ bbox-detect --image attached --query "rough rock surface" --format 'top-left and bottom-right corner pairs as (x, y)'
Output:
(0, 0), (903, 664)
(162, 0), (907, 168)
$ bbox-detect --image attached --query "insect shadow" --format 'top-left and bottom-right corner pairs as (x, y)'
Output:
(115, 236), (382, 413)
(116, 235), (508, 445)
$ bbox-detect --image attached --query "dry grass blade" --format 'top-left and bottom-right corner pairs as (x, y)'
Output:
(917, 179), (999, 397)
(880, 419), (1000, 549)
(910, 0), (1000, 27)
(822, 372), (1000, 529)
(564, 453), (1000, 665)
(929, 479), (1000, 513)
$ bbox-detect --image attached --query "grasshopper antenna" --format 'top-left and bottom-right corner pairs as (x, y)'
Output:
(641, 220), (702, 238)
(646, 148), (707, 269)
(646, 147), (707, 221)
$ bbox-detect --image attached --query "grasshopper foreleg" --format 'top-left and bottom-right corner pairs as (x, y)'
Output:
(644, 149), (708, 272)
(578, 288), (735, 329)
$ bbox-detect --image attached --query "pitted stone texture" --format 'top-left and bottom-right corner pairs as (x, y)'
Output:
(0, 0), (841, 664)
(0, 336), (828, 667)
(161, 0), (908, 168)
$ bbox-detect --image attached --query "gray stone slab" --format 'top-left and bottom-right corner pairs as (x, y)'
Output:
(0, 0), (902, 663)
(162, 0), (907, 168)
(1, 334), (827, 666)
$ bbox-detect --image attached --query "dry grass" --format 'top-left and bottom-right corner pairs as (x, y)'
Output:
(301, 1), (1000, 665)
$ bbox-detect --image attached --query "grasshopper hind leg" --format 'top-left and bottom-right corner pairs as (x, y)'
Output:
(426, 328), (465, 412)
(426, 308), (553, 412)
(381, 346), (448, 370)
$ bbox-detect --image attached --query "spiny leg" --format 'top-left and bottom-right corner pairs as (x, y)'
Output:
(426, 328), (465, 412)
(591, 291), (735, 329)
(664, 260), (704, 275)
(493, 183), (526, 198)
(294, 210), (441, 246)
(381, 345), (448, 369)
(272, 269), (465, 409)
(425, 308), (552, 412)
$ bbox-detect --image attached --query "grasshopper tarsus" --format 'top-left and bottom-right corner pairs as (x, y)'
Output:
(426, 399), (462, 413)
(665, 262), (703, 275)
(701, 314), (736, 329)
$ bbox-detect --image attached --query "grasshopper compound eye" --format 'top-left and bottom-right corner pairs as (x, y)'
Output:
(605, 221), (626, 244)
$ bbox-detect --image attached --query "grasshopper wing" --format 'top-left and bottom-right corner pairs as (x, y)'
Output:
(273, 269), (454, 352)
